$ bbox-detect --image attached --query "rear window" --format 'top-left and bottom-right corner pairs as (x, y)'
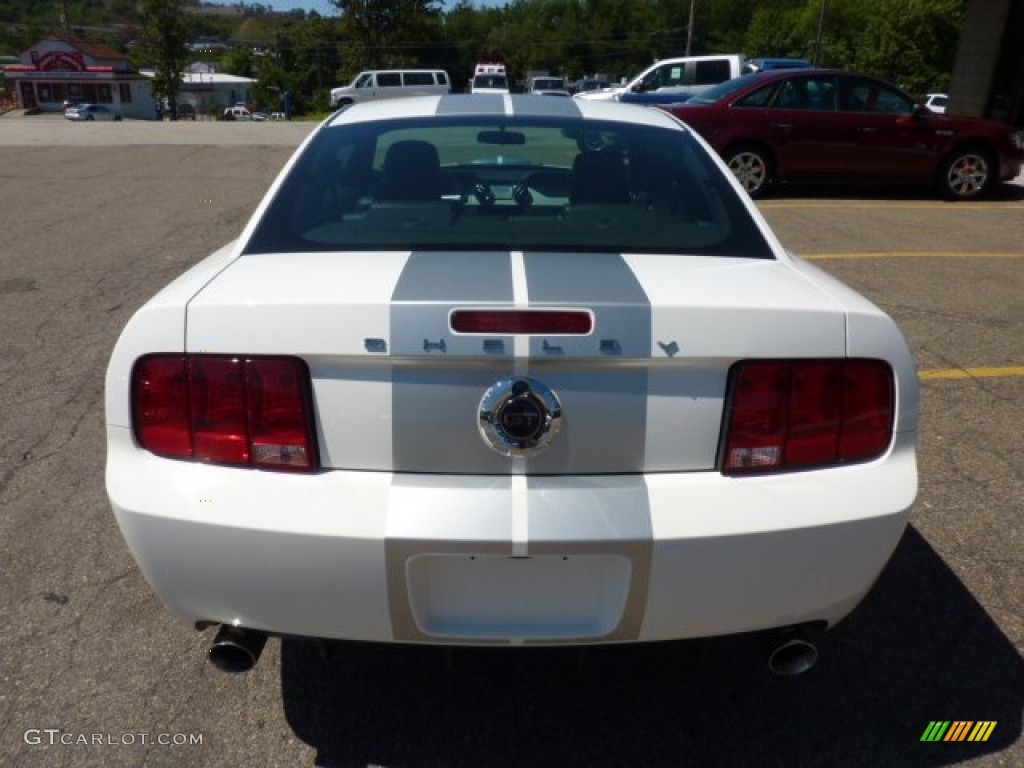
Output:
(687, 74), (762, 105)
(244, 115), (773, 259)
(694, 59), (732, 85)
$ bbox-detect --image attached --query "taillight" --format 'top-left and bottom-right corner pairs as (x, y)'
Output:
(721, 359), (894, 475)
(132, 354), (317, 471)
(133, 355), (191, 459)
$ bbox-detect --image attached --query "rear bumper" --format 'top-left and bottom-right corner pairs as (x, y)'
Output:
(107, 426), (917, 646)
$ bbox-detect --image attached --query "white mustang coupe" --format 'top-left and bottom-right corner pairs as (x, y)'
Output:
(106, 94), (919, 675)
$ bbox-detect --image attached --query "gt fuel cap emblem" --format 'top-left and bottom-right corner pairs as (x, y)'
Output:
(478, 377), (562, 457)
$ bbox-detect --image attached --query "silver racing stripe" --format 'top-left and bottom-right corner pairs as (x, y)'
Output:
(523, 250), (651, 355)
(385, 475), (652, 645)
(435, 93), (509, 115)
(386, 249), (654, 644)
(433, 93), (584, 118)
(508, 93), (583, 118)
(389, 250), (514, 474)
(523, 251), (651, 473)
(390, 250), (514, 358)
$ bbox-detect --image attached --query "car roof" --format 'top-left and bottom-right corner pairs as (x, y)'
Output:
(749, 57), (811, 65)
(328, 93), (686, 131)
(724, 69), (902, 89)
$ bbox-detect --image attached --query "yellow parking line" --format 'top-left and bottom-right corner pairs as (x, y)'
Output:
(802, 251), (1024, 260)
(919, 367), (1024, 380)
(760, 202), (1024, 211)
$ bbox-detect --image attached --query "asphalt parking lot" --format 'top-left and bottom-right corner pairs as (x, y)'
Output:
(0, 115), (1021, 768)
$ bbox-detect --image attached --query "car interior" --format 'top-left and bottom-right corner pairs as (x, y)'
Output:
(246, 117), (774, 259)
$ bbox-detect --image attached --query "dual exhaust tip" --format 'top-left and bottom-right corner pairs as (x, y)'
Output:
(207, 625), (267, 674)
(764, 630), (819, 676)
(204, 624), (818, 676)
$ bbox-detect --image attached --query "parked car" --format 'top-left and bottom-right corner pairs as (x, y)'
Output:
(576, 54), (745, 103)
(570, 77), (610, 94)
(528, 76), (570, 97)
(662, 70), (1024, 199)
(64, 103), (122, 122)
(222, 106), (253, 121)
(923, 93), (948, 114)
(107, 94), (920, 676)
(330, 69), (451, 108)
(175, 103), (197, 120)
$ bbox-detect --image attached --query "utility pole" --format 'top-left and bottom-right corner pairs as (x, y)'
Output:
(813, 0), (830, 67)
(58, 0), (72, 34)
(685, 0), (696, 56)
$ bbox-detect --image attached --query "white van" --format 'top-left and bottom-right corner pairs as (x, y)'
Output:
(330, 70), (451, 108)
(575, 54), (745, 104)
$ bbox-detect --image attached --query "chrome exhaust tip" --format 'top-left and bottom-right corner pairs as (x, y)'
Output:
(208, 625), (268, 674)
(765, 631), (818, 676)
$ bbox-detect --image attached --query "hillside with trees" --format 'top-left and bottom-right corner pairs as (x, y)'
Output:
(1, 0), (966, 114)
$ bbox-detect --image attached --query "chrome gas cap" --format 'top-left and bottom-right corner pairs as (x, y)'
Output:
(478, 377), (562, 457)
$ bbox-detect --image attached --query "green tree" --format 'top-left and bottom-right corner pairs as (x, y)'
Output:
(437, 1), (501, 91)
(222, 44), (257, 78)
(330, 0), (443, 76)
(744, 3), (810, 61)
(849, 0), (965, 94)
(3, 0), (971, 104)
(137, 0), (190, 119)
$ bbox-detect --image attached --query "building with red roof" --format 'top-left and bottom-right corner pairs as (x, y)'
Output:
(4, 32), (157, 119)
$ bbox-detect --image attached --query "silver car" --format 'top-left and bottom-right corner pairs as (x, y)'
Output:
(64, 103), (122, 121)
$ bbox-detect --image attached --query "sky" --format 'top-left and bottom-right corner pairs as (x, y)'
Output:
(202, 0), (504, 15)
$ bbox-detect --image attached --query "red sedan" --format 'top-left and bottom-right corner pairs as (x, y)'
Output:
(660, 69), (1024, 199)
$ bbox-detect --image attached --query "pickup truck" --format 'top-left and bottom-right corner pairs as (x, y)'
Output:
(576, 54), (746, 104)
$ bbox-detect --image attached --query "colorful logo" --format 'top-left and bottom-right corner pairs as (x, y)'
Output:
(921, 721), (997, 742)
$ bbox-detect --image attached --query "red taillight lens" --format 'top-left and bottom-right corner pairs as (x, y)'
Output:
(450, 309), (593, 335)
(190, 357), (248, 464)
(133, 355), (191, 459)
(839, 360), (896, 462)
(722, 359), (894, 475)
(246, 358), (315, 469)
(131, 354), (316, 471)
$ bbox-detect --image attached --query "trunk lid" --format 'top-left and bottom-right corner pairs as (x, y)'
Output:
(186, 251), (847, 474)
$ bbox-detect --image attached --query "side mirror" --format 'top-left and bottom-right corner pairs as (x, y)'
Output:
(897, 105), (931, 125)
